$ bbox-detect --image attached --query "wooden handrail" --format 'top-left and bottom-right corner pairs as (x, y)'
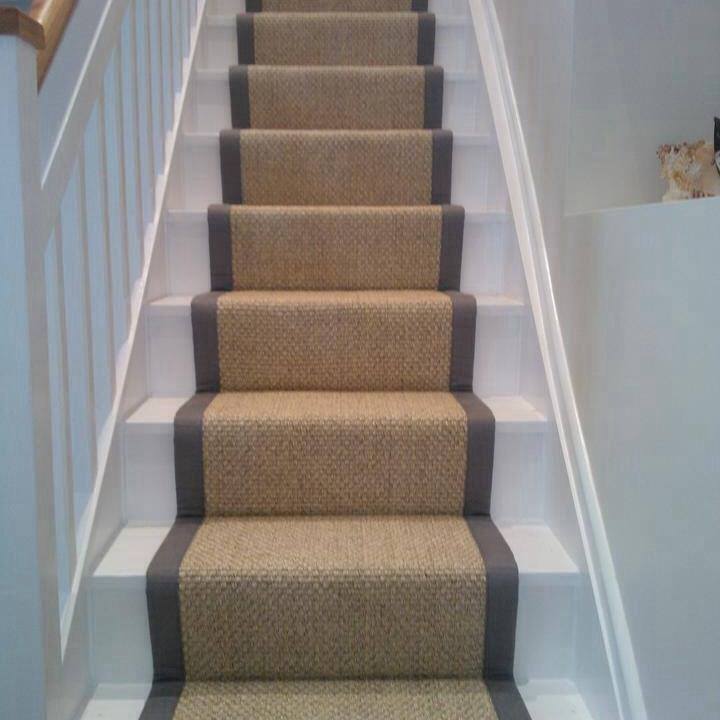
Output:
(0, 7), (45, 50)
(0, 0), (78, 86)
(29, 0), (78, 85)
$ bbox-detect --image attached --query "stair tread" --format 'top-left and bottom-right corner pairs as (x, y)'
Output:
(161, 515), (485, 575)
(185, 129), (496, 145)
(196, 67), (483, 83)
(191, 288), (473, 391)
(207, 13), (470, 28)
(126, 393), (547, 430)
(166, 207), (510, 224)
(148, 292), (526, 316)
(229, 65), (444, 130)
(218, 128), (455, 206)
(79, 679), (595, 720)
(173, 391), (494, 516)
(93, 520), (577, 586)
(128, 678), (514, 718)
(243, 0), (429, 13)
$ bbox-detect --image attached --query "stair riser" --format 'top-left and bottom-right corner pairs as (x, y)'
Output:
(164, 212), (516, 298)
(167, 134), (507, 212)
(206, 0), (471, 14)
(122, 416), (548, 525)
(89, 562), (577, 685)
(184, 70), (493, 136)
(144, 305), (525, 397)
(197, 18), (480, 76)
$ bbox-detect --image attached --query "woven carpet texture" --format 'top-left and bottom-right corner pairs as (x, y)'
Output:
(239, 13), (435, 67)
(248, 0), (428, 12)
(220, 129), (452, 206)
(208, 204), (464, 291)
(230, 66), (444, 130)
(141, 4), (531, 718)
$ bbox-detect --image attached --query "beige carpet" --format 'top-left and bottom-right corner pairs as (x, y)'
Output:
(142, 4), (529, 718)
(230, 66), (443, 130)
(208, 205), (463, 291)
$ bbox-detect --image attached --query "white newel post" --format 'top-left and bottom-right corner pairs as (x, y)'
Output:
(0, 35), (59, 720)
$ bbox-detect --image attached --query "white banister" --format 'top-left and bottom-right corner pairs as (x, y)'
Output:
(161, 0), (173, 135)
(133, 0), (155, 228)
(119, 9), (143, 283)
(83, 103), (116, 425)
(148, 2), (165, 172)
(1, 1), (206, 715)
(102, 53), (132, 351)
(59, 160), (97, 501)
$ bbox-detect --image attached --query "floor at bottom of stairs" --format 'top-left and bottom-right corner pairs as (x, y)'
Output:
(78, 679), (595, 719)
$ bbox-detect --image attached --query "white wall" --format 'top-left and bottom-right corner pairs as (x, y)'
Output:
(561, 198), (720, 720)
(492, 0), (574, 271)
(496, 0), (720, 217)
(566, 0), (720, 213)
(493, 0), (720, 717)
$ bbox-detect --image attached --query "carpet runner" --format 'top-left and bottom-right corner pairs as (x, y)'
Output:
(219, 129), (452, 205)
(237, 12), (436, 66)
(141, 3), (531, 718)
(207, 205), (463, 290)
(229, 66), (444, 129)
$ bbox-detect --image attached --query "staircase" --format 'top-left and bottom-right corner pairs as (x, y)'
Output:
(81, 1), (599, 718)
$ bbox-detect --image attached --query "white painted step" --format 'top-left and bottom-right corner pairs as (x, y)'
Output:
(89, 521), (580, 689)
(206, 0), (472, 14)
(148, 292), (526, 318)
(122, 395), (550, 526)
(184, 68), (493, 136)
(79, 679), (595, 720)
(163, 208), (519, 299)
(125, 393), (547, 431)
(166, 131), (509, 213)
(143, 290), (530, 399)
(196, 14), (481, 76)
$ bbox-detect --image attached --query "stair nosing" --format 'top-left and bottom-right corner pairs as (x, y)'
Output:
(206, 14), (471, 29)
(165, 207), (511, 225)
(146, 292), (527, 318)
(194, 67), (483, 83)
(93, 521), (579, 589)
(78, 679), (596, 720)
(183, 129), (497, 147)
(125, 394), (548, 433)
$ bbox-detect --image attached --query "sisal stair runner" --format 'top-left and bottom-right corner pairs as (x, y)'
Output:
(237, 12), (436, 66)
(220, 128), (452, 205)
(229, 66), (444, 129)
(141, 3), (531, 719)
(174, 392), (493, 517)
(207, 205), (463, 290)
(191, 289), (476, 391)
